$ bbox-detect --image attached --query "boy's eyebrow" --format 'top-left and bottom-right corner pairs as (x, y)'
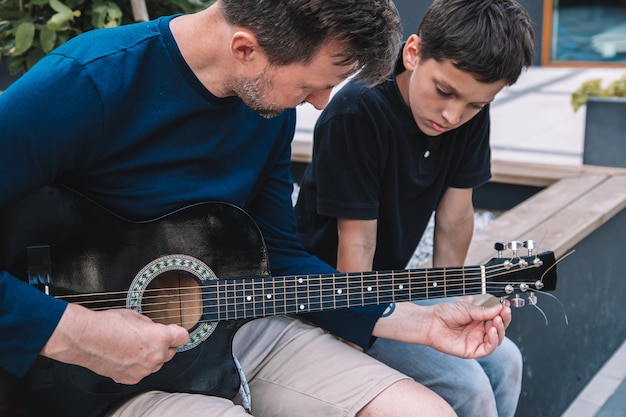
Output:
(436, 79), (495, 104)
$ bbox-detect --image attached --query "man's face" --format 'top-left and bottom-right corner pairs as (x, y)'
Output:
(399, 36), (507, 136)
(230, 42), (354, 118)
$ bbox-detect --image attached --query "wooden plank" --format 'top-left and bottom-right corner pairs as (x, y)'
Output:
(523, 174), (626, 259)
(465, 175), (612, 264)
(490, 160), (626, 187)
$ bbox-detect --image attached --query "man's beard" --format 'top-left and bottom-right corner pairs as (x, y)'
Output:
(231, 70), (285, 119)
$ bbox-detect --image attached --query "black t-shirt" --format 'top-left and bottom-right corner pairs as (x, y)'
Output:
(295, 69), (491, 271)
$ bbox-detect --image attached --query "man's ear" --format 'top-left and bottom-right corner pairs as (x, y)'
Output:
(230, 30), (261, 63)
(402, 34), (421, 72)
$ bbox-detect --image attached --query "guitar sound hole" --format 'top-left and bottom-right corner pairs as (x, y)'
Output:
(142, 271), (202, 331)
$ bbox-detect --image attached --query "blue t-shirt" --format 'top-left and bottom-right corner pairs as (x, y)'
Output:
(0, 15), (386, 377)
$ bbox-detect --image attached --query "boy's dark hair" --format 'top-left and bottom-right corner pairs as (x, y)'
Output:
(220, 0), (402, 85)
(417, 0), (535, 85)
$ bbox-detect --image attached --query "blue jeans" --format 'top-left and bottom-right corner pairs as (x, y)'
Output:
(367, 300), (522, 417)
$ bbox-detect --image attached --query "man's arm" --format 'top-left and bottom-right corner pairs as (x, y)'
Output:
(371, 300), (510, 358)
(42, 304), (189, 384)
(432, 187), (474, 267)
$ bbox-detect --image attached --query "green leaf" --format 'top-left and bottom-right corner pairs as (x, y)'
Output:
(39, 26), (57, 53)
(47, 12), (72, 31)
(13, 22), (35, 56)
(92, 2), (122, 28)
(49, 0), (74, 15)
(7, 54), (27, 76)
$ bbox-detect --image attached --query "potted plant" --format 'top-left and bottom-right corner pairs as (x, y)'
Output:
(0, 0), (210, 88)
(571, 73), (626, 168)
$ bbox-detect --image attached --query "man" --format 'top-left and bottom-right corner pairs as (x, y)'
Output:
(0, 1), (512, 417)
(295, 1), (535, 417)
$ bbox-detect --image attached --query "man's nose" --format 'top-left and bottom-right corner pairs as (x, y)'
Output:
(305, 89), (333, 110)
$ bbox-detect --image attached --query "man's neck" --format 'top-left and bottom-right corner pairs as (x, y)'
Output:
(169, 5), (235, 98)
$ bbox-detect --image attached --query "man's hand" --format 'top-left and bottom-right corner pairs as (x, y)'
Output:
(372, 300), (511, 359)
(41, 303), (190, 384)
(422, 300), (511, 358)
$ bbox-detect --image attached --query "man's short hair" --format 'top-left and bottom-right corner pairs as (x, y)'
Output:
(220, 0), (402, 85)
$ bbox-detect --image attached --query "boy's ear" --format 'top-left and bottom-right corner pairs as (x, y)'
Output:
(402, 34), (421, 72)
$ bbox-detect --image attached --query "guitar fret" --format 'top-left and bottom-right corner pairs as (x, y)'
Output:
(360, 272), (365, 307)
(378, 271), (392, 304)
(393, 271), (410, 303)
(304, 275), (311, 311)
(335, 274), (348, 310)
(408, 270), (426, 301)
(239, 278), (248, 320)
(272, 275), (284, 316)
(246, 279), (263, 318)
(362, 272), (377, 307)
(347, 272), (362, 307)
(286, 275), (296, 314)
(309, 274), (321, 313)
(296, 276), (307, 313)
(461, 268), (467, 295)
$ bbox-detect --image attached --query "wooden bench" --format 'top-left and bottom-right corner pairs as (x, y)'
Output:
(467, 167), (626, 263)
(464, 166), (626, 417)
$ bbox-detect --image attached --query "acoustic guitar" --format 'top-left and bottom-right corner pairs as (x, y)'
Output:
(0, 186), (557, 417)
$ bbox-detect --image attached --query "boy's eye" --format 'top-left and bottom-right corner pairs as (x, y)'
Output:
(436, 88), (452, 97)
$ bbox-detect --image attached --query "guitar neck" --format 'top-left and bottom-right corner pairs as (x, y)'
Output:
(209, 265), (487, 321)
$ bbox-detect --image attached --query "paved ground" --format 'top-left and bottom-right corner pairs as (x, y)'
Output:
(489, 66), (625, 166)
(294, 65), (626, 417)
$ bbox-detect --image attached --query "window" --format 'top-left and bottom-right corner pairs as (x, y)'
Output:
(544, 0), (626, 65)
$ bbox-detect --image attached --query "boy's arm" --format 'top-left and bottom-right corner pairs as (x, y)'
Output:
(432, 187), (474, 267)
(336, 218), (378, 272)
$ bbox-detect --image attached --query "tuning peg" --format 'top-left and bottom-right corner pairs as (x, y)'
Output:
(511, 294), (526, 308)
(508, 241), (522, 257)
(528, 292), (538, 306)
(494, 242), (506, 257)
(524, 240), (537, 256)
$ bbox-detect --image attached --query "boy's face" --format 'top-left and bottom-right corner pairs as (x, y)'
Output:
(398, 35), (506, 136)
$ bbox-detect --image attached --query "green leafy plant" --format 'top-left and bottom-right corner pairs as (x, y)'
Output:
(571, 73), (626, 112)
(0, 0), (211, 76)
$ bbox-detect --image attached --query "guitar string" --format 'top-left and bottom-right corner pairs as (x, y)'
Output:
(54, 263), (519, 304)
(120, 277), (523, 325)
(53, 263), (542, 322)
(55, 263), (537, 307)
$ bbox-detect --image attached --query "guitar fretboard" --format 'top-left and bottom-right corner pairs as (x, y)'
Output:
(207, 267), (487, 321)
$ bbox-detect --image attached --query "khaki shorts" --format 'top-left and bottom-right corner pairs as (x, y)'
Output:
(108, 316), (408, 417)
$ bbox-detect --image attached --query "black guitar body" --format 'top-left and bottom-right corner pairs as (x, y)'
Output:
(0, 186), (271, 417)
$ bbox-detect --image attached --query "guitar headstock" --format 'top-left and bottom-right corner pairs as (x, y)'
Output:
(484, 241), (557, 305)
